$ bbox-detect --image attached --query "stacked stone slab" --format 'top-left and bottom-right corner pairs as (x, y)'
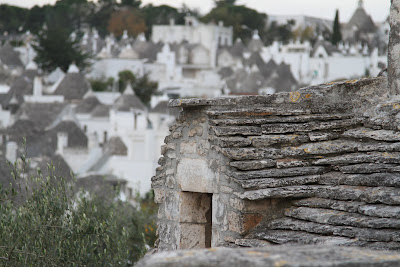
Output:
(152, 76), (400, 251)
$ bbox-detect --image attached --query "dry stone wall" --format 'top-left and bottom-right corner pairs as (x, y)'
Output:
(153, 77), (400, 251)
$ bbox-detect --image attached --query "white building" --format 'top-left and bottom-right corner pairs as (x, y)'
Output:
(152, 16), (233, 68)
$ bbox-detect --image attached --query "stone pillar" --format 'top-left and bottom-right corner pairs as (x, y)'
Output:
(388, 0), (400, 95)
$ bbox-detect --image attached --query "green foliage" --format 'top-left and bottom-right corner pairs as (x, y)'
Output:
(87, 0), (117, 37)
(201, 2), (267, 42)
(214, 0), (237, 7)
(23, 5), (48, 34)
(331, 9), (342, 46)
(0, 140), (156, 265)
(0, 5), (28, 34)
(292, 26), (315, 43)
(120, 0), (142, 8)
(118, 70), (159, 106)
(90, 77), (115, 92)
(33, 26), (91, 72)
(52, 0), (94, 31)
(141, 4), (198, 39)
(264, 20), (295, 45)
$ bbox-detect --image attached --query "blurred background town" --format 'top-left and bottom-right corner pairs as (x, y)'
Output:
(0, 0), (390, 200)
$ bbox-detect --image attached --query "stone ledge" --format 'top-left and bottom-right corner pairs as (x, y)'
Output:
(136, 245), (400, 267)
(168, 77), (385, 109)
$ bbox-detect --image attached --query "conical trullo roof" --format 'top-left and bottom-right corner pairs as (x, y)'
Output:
(54, 64), (89, 100)
(346, 0), (376, 33)
(114, 83), (146, 112)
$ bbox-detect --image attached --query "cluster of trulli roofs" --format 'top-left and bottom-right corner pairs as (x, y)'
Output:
(0, 0), (389, 198)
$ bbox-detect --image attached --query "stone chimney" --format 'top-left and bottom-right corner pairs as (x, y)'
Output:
(57, 132), (68, 155)
(388, 0), (400, 95)
(6, 141), (17, 163)
(33, 76), (43, 96)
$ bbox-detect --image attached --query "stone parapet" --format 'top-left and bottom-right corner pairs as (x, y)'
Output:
(136, 245), (400, 267)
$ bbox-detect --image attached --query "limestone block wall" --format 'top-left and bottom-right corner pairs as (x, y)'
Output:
(152, 106), (253, 250)
(153, 77), (400, 251)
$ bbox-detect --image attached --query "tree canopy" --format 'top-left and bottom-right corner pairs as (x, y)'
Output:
(331, 9), (342, 46)
(118, 70), (159, 106)
(33, 26), (91, 72)
(108, 8), (147, 37)
(201, 1), (267, 42)
(264, 20), (295, 45)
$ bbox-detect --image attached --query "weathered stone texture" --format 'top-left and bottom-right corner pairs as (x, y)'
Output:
(230, 159), (276, 171)
(180, 224), (206, 249)
(136, 245), (400, 267)
(176, 158), (216, 193)
(388, 0), (400, 95)
(153, 76), (400, 254)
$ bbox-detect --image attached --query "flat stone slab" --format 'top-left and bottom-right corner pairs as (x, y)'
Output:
(313, 152), (400, 165)
(220, 148), (282, 160)
(136, 245), (400, 267)
(269, 218), (400, 242)
(286, 207), (400, 229)
(343, 128), (400, 141)
(212, 126), (262, 136)
(230, 159), (276, 170)
(319, 172), (400, 187)
(294, 198), (400, 219)
(232, 167), (326, 180)
(240, 176), (319, 190)
(213, 137), (252, 148)
(251, 134), (309, 146)
(210, 114), (353, 126)
(262, 119), (358, 134)
(237, 185), (320, 200)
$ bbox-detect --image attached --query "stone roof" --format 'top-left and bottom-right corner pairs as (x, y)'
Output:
(346, 1), (376, 33)
(310, 39), (340, 57)
(247, 34), (264, 53)
(14, 102), (67, 130)
(4, 118), (86, 157)
(54, 73), (90, 100)
(263, 59), (278, 78)
(30, 154), (73, 182)
(48, 120), (88, 148)
(114, 85), (146, 112)
(0, 43), (23, 69)
(91, 104), (110, 117)
(225, 61), (296, 95)
(4, 119), (40, 143)
(103, 136), (127, 156)
(2, 69), (37, 108)
(75, 174), (126, 197)
(140, 41), (162, 62)
(265, 62), (298, 93)
(75, 96), (101, 114)
(156, 77), (400, 252)
(230, 39), (246, 58)
(218, 67), (234, 79)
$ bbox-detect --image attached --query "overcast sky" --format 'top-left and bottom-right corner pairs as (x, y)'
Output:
(0, 0), (390, 22)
